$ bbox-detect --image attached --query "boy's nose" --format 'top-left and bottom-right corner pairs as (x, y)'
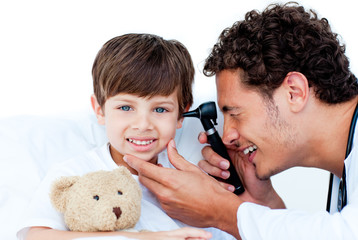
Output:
(132, 113), (153, 130)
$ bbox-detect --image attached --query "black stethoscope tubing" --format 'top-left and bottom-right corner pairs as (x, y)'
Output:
(326, 103), (358, 212)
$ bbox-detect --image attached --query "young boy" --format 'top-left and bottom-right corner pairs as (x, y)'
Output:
(17, 34), (232, 239)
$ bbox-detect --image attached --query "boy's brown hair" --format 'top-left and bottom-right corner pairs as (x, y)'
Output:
(92, 33), (194, 117)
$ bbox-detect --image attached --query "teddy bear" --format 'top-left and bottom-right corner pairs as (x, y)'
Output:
(50, 167), (142, 232)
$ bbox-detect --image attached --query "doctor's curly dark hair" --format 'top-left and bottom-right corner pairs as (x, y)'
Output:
(203, 2), (358, 103)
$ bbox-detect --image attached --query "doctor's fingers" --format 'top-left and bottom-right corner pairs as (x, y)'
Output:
(138, 172), (175, 198)
(197, 131), (208, 144)
(137, 168), (201, 213)
(198, 159), (235, 192)
(198, 159), (230, 179)
(202, 145), (231, 171)
(235, 154), (276, 202)
(124, 154), (167, 179)
(167, 139), (200, 172)
(236, 152), (254, 179)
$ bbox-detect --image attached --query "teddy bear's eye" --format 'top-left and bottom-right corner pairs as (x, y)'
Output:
(93, 195), (100, 201)
(118, 191), (123, 195)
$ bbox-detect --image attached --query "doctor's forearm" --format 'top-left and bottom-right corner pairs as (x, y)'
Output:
(216, 187), (284, 239)
(213, 192), (243, 239)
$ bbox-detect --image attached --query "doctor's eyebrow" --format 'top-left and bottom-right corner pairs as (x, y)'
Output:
(222, 106), (240, 113)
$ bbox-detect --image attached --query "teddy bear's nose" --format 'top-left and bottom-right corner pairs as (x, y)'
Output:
(113, 207), (122, 219)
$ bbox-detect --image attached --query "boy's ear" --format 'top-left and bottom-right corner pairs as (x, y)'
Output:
(283, 72), (309, 113)
(91, 94), (105, 125)
(177, 104), (191, 129)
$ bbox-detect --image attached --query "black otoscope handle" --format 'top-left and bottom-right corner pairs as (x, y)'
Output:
(201, 119), (245, 195)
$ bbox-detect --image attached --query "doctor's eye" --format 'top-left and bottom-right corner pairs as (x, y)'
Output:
(118, 190), (123, 195)
(119, 105), (131, 111)
(154, 107), (167, 113)
(93, 195), (100, 201)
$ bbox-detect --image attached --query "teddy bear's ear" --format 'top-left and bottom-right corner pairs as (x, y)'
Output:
(50, 176), (80, 213)
(114, 166), (132, 176)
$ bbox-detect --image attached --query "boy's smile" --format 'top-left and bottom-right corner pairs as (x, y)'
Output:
(92, 90), (183, 173)
(126, 137), (157, 152)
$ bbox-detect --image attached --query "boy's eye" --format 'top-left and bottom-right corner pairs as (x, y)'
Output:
(93, 195), (100, 201)
(154, 107), (167, 113)
(119, 106), (131, 111)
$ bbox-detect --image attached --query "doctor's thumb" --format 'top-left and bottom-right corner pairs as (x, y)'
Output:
(167, 139), (178, 159)
(167, 139), (190, 170)
(169, 139), (176, 149)
(123, 154), (146, 170)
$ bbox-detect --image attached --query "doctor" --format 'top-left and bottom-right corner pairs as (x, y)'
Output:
(125, 3), (358, 239)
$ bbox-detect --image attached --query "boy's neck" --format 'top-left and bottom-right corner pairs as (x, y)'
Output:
(109, 144), (158, 175)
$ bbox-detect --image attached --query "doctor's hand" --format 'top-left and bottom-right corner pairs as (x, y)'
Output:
(124, 139), (242, 239)
(198, 132), (286, 210)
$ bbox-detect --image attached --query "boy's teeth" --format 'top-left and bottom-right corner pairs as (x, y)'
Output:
(128, 139), (154, 145)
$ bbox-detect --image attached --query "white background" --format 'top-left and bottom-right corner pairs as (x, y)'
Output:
(1, 0), (357, 212)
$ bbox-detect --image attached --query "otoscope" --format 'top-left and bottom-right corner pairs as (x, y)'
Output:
(183, 101), (244, 195)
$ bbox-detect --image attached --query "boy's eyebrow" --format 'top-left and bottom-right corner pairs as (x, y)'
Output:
(149, 97), (176, 105)
(110, 94), (176, 105)
(110, 97), (134, 103)
(154, 99), (176, 105)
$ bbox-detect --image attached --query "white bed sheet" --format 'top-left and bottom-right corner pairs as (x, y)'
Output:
(0, 110), (204, 240)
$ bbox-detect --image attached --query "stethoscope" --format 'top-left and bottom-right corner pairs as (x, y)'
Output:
(326, 103), (358, 212)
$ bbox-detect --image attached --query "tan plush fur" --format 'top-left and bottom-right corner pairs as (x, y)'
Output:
(50, 167), (142, 232)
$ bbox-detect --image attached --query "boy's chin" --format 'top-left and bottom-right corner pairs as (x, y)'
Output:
(130, 153), (158, 164)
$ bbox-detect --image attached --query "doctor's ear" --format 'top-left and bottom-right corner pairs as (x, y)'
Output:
(91, 94), (105, 125)
(283, 72), (310, 112)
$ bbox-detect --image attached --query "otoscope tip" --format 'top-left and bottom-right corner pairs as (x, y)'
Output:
(182, 109), (200, 118)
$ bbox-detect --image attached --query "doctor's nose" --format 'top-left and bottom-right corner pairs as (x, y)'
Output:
(222, 123), (240, 147)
